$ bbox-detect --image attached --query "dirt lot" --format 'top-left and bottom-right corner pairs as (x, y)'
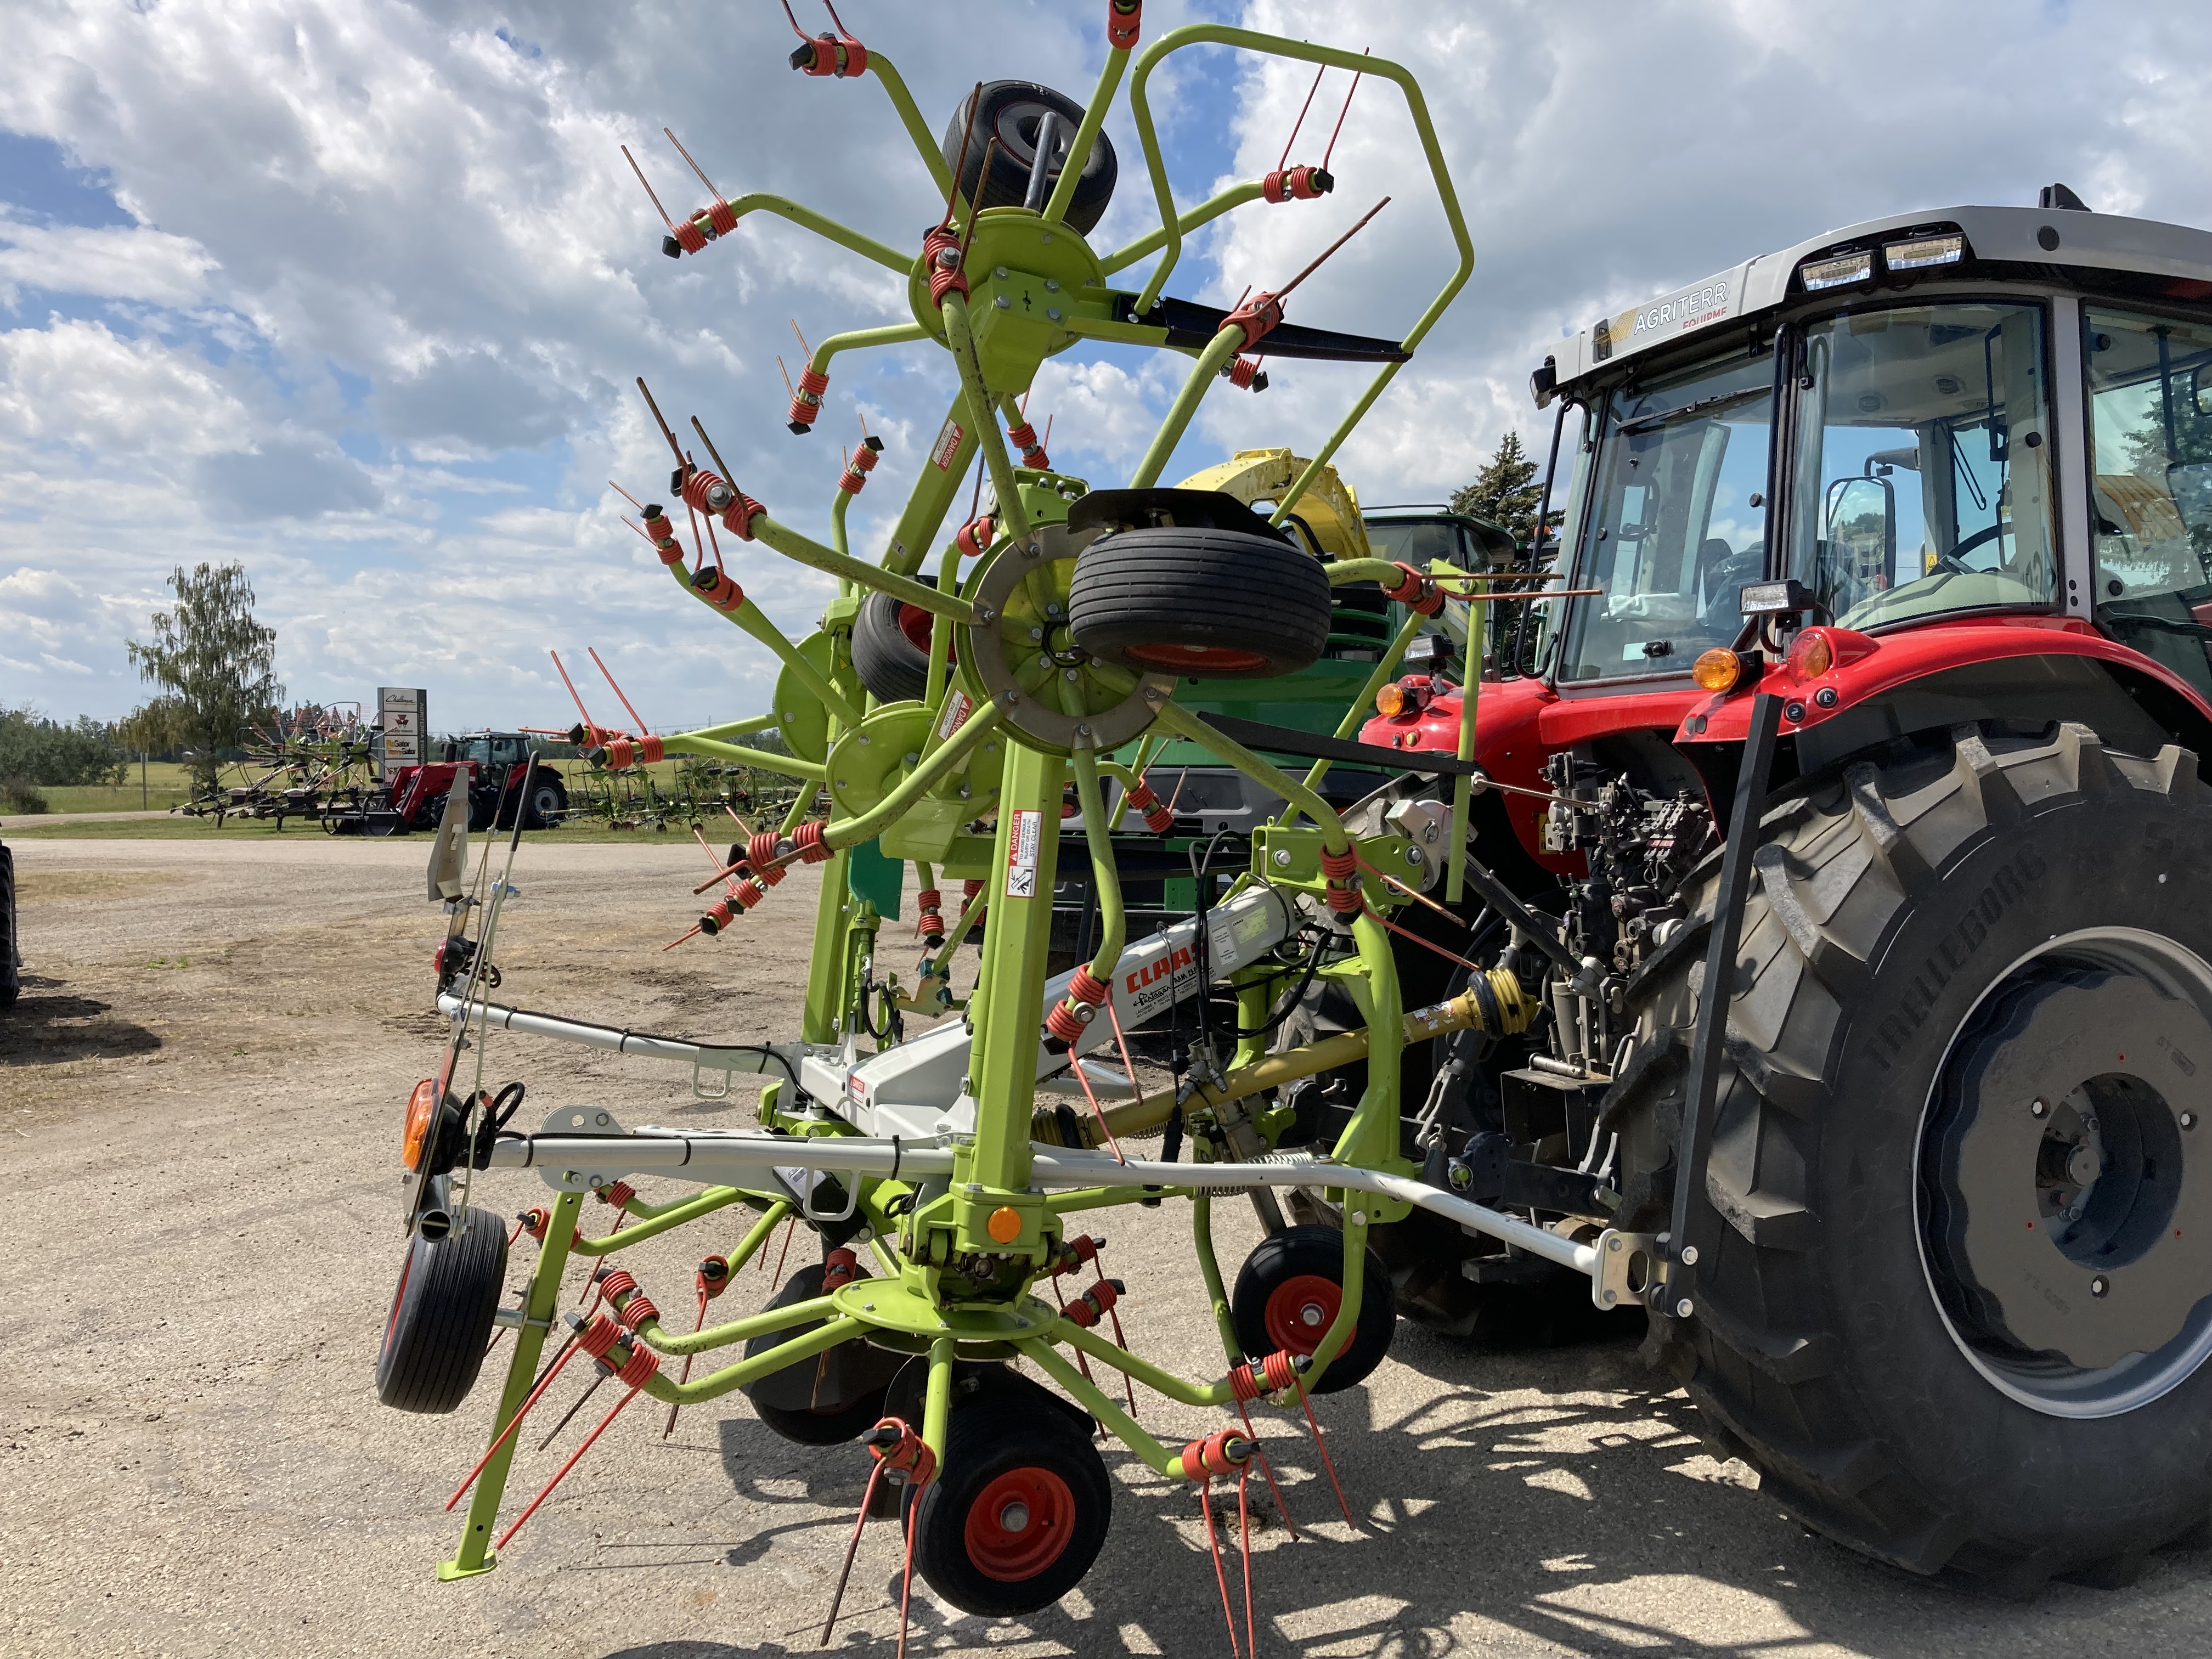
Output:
(5, 834), (2210, 1658)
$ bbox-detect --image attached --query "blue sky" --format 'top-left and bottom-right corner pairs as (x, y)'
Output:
(3, 0), (2210, 731)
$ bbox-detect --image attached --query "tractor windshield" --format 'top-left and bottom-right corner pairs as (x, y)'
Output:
(1558, 343), (1774, 681)
(1790, 301), (2057, 630)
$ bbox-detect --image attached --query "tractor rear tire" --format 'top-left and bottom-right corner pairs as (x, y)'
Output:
(521, 768), (567, 831)
(909, 1389), (1113, 1617)
(1068, 528), (1333, 680)
(1607, 721), (2212, 1592)
(851, 586), (934, 706)
(376, 1205), (507, 1414)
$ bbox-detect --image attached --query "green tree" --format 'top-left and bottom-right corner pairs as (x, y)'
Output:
(0, 703), (126, 789)
(115, 696), (193, 760)
(126, 563), (284, 791)
(1451, 430), (1544, 546)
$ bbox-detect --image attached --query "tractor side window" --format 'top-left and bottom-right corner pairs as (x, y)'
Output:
(462, 737), (490, 766)
(2083, 307), (2212, 699)
(1559, 349), (1773, 682)
(1794, 302), (2058, 631)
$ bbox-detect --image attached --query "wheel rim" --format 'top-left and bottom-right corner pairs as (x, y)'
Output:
(1917, 927), (2212, 1418)
(1263, 1273), (1343, 1356)
(963, 1466), (1076, 1582)
(1122, 642), (1269, 673)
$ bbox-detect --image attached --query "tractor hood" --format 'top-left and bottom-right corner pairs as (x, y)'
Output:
(1541, 204), (2212, 403)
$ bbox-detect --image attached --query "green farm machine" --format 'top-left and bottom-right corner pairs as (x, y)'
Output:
(376, 4), (2212, 1634)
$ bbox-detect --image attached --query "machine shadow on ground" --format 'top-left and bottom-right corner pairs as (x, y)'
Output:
(0, 979), (162, 1065)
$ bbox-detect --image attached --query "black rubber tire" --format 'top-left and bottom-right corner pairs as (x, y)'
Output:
(375, 1205), (507, 1414)
(909, 1395), (1113, 1617)
(942, 81), (1115, 236)
(1068, 527), (1333, 680)
(466, 785), (501, 833)
(0, 841), (18, 1008)
(1230, 1222), (1396, 1392)
(1606, 721), (2212, 1592)
(851, 586), (934, 706)
(522, 768), (567, 831)
(742, 1260), (903, 1444)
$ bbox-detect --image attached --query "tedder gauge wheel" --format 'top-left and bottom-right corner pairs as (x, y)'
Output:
(851, 585), (936, 706)
(1609, 721), (2212, 1590)
(941, 81), (1117, 238)
(909, 1395), (1114, 1618)
(741, 1260), (904, 1444)
(1231, 1223), (1396, 1393)
(375, 1205), (507, 1414)
(1068, 527), (1334, 680)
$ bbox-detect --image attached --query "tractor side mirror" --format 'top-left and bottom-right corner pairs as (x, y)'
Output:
(2192, 364), (2212, 421)
(1825, 474), (1896, 571)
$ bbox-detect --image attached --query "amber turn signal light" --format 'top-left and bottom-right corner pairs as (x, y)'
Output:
(1375, 682), (1410, 718)
(402, 1078), (438, 1171)
(1692, 648), (1744, 693)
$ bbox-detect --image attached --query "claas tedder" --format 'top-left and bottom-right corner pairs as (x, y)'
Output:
(376, 3), (2212, 1635)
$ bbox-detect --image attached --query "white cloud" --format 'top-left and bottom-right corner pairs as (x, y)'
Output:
(3, 0), (2212, 728)
(0, 317), (251, 455)
(0, 207), (218, 307)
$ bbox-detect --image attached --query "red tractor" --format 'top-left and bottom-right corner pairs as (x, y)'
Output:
(1335, 187), (2212, 1592)
(334, 731), (568, 835)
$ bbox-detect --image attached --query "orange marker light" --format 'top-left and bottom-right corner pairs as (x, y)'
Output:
(986, 1206), (1023, 1244)
(402, 1078), (438, 1171)
(1375, 681), (1410, 717)
(1692, 648), (1743, 693)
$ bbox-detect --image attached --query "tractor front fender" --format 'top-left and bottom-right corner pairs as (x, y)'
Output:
(1676, 617), (2212, 778)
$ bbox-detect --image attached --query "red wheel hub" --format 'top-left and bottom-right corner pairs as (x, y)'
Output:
(896, 603), (953, 662)
(1263, 1273), (1342, 1357)
(1122, 642), (1268, 673)
(963, 1466), (1076, 1582)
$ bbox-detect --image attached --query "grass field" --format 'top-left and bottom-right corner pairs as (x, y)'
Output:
(16, 760), (196, 815)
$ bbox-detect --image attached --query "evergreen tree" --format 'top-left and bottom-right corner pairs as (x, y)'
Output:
(1450, 430), (1544, 546)
(126, 563), (283, 792)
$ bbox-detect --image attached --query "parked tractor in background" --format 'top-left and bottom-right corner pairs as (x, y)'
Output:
(328, 731), (570, 836)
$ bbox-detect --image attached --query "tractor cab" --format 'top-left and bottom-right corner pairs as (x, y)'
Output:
(1529, 192), (2212, 714)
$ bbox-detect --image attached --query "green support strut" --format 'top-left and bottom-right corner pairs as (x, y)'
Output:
(441, 1187), (583, 1579)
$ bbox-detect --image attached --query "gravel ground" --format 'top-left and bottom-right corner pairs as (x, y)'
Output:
(4, 836), (2209, 1658)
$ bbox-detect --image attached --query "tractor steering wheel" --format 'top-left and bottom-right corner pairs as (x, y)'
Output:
(1937, 521), (2007, 575)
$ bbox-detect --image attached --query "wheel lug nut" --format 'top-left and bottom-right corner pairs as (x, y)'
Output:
(2030, 1098), (2049, 1118)
(2091, 1276), (2109, 1297)
(2183, 1111), (2198, 1131)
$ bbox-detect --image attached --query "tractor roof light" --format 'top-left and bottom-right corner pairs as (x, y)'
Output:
(1375, 680), (1417, 718)
(402, 1077), (439, 1172)
(1800, 250), (1873, 292)
(1740, 578), (1819, 619)
(1883, 232), (1965, 272)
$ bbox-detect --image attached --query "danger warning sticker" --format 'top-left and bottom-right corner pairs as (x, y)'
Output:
(931, 416), (966, 471)
(1006, 808), (1042, 898)
(935, 688), (974, 741)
